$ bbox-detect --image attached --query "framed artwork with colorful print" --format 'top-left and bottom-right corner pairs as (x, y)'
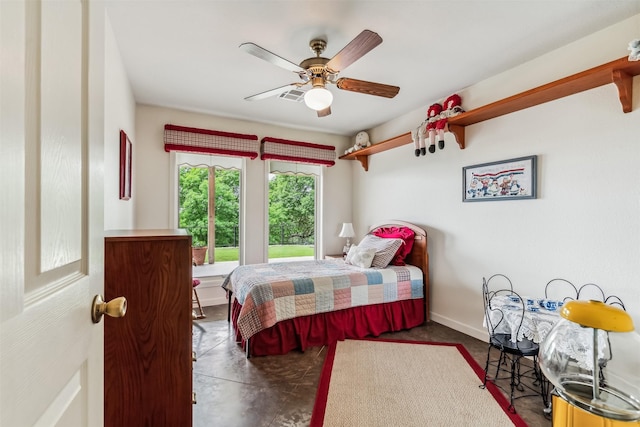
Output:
(463, 155), (537, 202)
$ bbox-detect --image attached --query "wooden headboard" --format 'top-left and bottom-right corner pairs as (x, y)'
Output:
(368, 220), (430, 321)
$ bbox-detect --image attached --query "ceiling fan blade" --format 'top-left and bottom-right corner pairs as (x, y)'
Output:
(336, 78), (399, 98)
(239, 42), (305, 73)
(325, 30), (382, 72)
(317, 106), (331, 117)
(244, 84), (299, 101)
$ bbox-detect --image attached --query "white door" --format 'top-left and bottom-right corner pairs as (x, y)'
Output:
(1, 0), (105, 425)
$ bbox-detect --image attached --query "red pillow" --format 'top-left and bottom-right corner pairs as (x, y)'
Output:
(371, 226), (415, 266)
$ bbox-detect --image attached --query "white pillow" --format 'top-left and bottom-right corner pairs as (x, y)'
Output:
(345, 244), (376, 268)
(357, 234), (403, 268)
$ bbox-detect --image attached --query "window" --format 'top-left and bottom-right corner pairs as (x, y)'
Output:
(268, 161), (321, 262)
(176, 153), (242, 269)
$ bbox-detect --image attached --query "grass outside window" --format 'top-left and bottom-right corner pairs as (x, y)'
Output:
(210, 245), (314, 262)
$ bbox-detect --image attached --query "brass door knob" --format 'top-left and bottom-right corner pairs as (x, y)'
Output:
(91, 295), (127, 323)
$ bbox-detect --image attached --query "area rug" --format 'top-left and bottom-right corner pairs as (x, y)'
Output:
(310, 338), (527, 427)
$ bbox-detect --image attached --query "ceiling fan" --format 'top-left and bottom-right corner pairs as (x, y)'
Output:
(240, 30), (400, 117)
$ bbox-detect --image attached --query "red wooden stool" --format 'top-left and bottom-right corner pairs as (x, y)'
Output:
(192, 279), (206, 319)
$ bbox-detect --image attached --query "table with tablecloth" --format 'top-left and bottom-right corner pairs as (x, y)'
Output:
(485, 295), (609, 371)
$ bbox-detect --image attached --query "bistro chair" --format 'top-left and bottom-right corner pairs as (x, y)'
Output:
(483, 273), (514, 294)
(544, 278), (578, 303)
(577, 283), (626, 310)
(480, 287), (548, 413)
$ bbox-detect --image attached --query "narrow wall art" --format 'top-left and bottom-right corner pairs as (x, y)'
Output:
(119, 130), (132, 200)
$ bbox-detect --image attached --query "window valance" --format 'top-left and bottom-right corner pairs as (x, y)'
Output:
(260, 137), (336, 166)
(176, 152), (242, 169)
(269, 160), (321, 176)
(164, 124), (259, 159)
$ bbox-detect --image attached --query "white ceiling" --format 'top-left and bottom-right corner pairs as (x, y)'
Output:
(105, 0), (640, 137)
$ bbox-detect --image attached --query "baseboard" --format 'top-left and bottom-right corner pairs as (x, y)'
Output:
(430, 312), (488, 343)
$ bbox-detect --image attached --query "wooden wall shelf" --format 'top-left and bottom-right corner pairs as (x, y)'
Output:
(341, 56), (640, 171)
(340, 132), (412, 171)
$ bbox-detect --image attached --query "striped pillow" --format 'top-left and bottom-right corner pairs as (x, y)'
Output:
(357, 234), (403, 268)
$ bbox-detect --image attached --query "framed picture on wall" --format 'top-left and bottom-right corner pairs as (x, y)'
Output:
(119, 130), (132, 200)
(463, 155), (537, 202)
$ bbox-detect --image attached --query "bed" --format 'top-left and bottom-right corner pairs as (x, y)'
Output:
(222, 220), (429, 357)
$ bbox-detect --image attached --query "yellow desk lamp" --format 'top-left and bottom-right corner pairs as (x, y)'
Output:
(539, 300), (640, 426)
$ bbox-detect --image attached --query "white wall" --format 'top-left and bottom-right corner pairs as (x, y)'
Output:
(103, 13), (136, 230)
(134, 105), (352, 264)
(356, 14), (640, 339)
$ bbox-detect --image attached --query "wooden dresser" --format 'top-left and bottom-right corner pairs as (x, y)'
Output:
(104, 229), (192, 426)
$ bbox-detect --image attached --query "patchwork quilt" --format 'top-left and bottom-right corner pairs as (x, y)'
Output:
(222, 259), (424, 340)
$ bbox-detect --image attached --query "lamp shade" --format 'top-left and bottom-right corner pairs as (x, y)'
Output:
(304, 87), (333, 111)
(338, 223), (355, 238)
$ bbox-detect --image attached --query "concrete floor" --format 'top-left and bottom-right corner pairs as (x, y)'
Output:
(192, 305), (552, 427)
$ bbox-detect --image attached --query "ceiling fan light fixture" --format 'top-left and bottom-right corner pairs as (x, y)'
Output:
(304, 87), (333, 111)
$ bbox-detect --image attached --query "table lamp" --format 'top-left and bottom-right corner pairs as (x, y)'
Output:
(539, 300), (640, 424)
(339, 223), (355, 256)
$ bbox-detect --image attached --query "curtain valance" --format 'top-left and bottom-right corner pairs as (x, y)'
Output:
(260, 137), (336, 166)
(269, 160), (321, 176)
(164, 124), (259, 159)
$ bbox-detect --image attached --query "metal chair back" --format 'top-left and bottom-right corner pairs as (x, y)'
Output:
(544, 278), (578, 303)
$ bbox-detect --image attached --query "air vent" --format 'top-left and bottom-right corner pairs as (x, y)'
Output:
(278, 89), (305, 103)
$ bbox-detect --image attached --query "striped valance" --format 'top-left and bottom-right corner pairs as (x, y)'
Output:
(260, 137), (336, 166)
(164, 124), (259, 159)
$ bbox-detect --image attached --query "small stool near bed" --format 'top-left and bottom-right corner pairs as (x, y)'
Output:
(192, 278), (206, 320)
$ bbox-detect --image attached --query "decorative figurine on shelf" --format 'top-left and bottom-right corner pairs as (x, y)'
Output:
(629, 39), (640, 61)
(344, 130), (371, 155)
(355, 131), (371, 149)
(411, 123), (427, 157)
(443, 93), (464, 117)
(426, 103), (443, 154)
(438, 94), (464, 150)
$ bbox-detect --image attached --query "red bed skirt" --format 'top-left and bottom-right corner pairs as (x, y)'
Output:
(231, 298), (426, 356)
